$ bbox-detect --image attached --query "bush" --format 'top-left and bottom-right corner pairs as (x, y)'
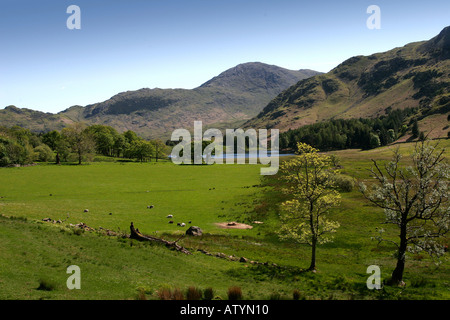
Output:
(72, 228), (84, 236)
(332, 174), (355, 192)
(172, 288), (184, 300)
(269, 292), (281, 300)
(0, 138), (34, 166)
(293, 289), (301, 300)
(157, 287), (172, 300)
(329, 154), (341, 167)
(186, 286), (202, 300)
(157, 287), (184, 300)
(37, 278), (56, 291)
(227, 286), (242, 300)
(203, 287), (214, 300)
(136, 287), (147, 300)
(34, 144), (54, 162)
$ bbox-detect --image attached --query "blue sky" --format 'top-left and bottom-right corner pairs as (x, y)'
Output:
(0, 0), (449, 113)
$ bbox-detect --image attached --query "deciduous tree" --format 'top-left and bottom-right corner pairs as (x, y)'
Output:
(360, 140), (449, 286)
(278, 142), (341, 271)
(61, 123), (96, 165)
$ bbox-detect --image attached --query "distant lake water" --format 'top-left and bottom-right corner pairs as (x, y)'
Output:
(209, 152), (295, 159)
(169, 152), (296, 160)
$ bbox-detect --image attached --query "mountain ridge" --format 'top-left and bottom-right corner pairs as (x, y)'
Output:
(0, 62), (320, 139)
(243, 26), (450, 139)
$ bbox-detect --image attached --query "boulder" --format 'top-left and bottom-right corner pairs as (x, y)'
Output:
(186, 226), (203, 236)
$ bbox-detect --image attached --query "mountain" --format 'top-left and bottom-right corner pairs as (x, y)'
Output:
(0, 62), (320, 139)
(0, 106), (72, 132)
(244, 27), (450, 139)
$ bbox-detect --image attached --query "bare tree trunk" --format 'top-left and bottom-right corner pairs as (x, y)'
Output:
(308, 205), (317, 271)
(129, 222), (191, 255)
(309, 236), (317, 271)
(390, 221), (407, 285)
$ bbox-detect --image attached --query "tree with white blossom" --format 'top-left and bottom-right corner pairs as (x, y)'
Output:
(360, 140), (449, 286)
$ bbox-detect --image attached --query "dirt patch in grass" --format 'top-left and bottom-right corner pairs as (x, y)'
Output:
(215, 222), (253, 229)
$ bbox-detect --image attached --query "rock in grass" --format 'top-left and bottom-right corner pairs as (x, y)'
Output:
(186, 226), (202, 236)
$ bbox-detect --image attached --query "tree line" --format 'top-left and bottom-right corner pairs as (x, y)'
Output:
(0, 123), (169, 167)
(280, 108), (420, 151)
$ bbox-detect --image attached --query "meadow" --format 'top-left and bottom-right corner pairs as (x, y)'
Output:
(0, 140), (448, 300)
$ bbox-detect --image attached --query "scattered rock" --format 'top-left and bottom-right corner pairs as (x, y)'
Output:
(239, 257), (248, 263)
(186, 226), (203, 236)
(83, 209), (89, 213)
(73, 222), (94, 231)
(166, 214), (173, 218)
(147, 205), (154, 209)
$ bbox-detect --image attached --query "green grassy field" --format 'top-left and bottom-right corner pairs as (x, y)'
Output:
(0, 141), (449, 300)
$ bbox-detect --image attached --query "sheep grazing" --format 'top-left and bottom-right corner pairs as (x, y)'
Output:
(167, 214), (173, 218)
(84, 209), (89, 213)
(169, 220), (174, 224)
(180, 223), (186, 227)
(147, 205), (154, 209)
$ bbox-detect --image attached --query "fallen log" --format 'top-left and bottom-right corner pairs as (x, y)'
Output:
(129, 222), (191, 255)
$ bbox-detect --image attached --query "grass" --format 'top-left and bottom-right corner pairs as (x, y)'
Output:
(0, 141), (449, 300)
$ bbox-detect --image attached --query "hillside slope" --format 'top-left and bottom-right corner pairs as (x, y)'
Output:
(244, 27), (450, 138)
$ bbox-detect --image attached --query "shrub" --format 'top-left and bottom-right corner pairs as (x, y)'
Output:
(34, 144), (54, 162)
(157, 287), (172, 300)
(332, 174), (355, 192)
(203, 287), (214, 300)
(72, 228), (84, 236)
(227, 286), (242, 300)
(136, 288), (147, 300)
(37, 278), (56, 291)
(269, 292), (281, 300)
(186, 286), (202, 300)
(293, 289), (301, 300)
(172, 288), (184, 300)
(329, 154), (341, 167)
(369, 133), (381, 149)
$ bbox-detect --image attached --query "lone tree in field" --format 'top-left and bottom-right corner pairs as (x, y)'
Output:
(278, 142), (341, 271)
(360, 140), (449, 286)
